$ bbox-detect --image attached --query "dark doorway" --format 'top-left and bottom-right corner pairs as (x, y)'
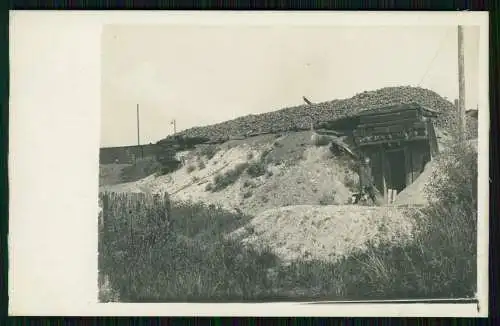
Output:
(386, 149), (407, 193)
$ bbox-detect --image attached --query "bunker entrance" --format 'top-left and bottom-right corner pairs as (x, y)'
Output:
(348, 103), (440, 204)
(385, 149), (407, 193)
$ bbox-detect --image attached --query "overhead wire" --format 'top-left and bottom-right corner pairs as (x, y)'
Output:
(417, 27), (454, 86)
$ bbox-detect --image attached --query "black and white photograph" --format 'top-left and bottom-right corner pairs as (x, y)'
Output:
(8, 11), (489, 317)
(98, 21), (483, 304)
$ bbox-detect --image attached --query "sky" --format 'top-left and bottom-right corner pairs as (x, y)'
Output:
(101, 24), (479, 147)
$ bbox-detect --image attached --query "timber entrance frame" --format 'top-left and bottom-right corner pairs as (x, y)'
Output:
(350, 102), (440, 203)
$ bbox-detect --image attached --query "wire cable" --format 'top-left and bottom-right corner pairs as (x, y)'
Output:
(418, 27), (454, 86)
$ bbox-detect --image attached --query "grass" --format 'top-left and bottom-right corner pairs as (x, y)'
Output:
(100, 142), (477, 302)
(210, 162), (249, 192)
(247, 161), (266, 178)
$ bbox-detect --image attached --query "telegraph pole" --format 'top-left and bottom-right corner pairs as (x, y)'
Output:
(171, 119), (177, 134)
(137, 104), (143, 159)
(457, 25), (466, 142)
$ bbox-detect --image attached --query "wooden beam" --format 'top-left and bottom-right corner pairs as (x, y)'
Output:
(404, 145), (412, 186)
(458, 25), (466, 142)
(381, 145), (387, 204)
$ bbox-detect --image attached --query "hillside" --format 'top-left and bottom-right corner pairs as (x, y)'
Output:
(99, 85), (479, 302)
(99, 85), (478, 264)
(159, 86), (477, 144)
(100, 131), (359, 216)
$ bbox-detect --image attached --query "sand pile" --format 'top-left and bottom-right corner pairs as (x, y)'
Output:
(394, 137), (478, 207)
(229, 205), (417, 262)
(240, 146), (355, 215)
(393, 160), (436, 207)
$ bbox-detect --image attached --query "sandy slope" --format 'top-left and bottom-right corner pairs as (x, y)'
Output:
(228, 205), (418, 262)
(100, 132), (358, 216)
(394, 137), (478, 206)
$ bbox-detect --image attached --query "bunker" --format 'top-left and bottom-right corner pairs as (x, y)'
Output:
(320, 102), (440, 204)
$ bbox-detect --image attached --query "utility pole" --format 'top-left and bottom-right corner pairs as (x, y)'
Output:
(171, 119), (177, 134)
(457, 25), (466, 142)
(137, 104), (143, 160)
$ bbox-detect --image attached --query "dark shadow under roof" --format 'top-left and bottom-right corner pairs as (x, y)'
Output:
(317, 102), (440, 131)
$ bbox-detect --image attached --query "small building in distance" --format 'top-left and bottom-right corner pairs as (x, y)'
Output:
(99, 143), (158, 164)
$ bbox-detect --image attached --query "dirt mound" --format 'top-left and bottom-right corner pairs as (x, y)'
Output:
(229, 205), (418, 262)
(394, 137), (478, 207)
(393, 161), (436, 206)
(160, 86), (468, 143)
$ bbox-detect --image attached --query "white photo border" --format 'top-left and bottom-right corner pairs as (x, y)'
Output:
(8, 10), (489, 317)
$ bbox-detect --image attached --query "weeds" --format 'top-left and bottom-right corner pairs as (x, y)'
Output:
(211, 163), (249, 192)
(247, 161), (266, 178)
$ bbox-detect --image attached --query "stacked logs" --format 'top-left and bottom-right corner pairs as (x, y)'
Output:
(159, 86), (477, 144)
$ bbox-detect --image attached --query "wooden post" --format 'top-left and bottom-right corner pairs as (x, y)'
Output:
(458, 25), (466, 142)
(381, 145), (387, 203)
(171, 119), (177, 134)
(404, 146), (411, 186)
(137, 104), (143, 159)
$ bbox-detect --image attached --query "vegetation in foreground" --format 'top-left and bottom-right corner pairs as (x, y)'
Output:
(99, 142), (477, 302)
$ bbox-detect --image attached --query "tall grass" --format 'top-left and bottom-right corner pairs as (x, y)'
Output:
(99, 195), (278, 302)
(99, 142), (477, 301)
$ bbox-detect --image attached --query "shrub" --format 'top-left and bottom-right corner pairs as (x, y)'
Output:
(186, 165), (196, 173)
(247, 161), (266, 178)
(198, 161), (206, 170)
(247, 152), (254, 160)
(211, 163), (249, 192)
